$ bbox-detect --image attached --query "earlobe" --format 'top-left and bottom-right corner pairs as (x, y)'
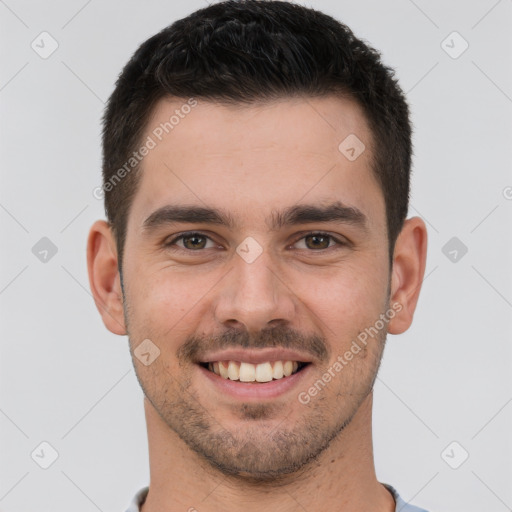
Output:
(387, 217), (428, 335)
(86, 220), (127, 335)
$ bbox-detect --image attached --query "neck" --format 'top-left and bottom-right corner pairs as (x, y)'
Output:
(140, 392), (395, 512)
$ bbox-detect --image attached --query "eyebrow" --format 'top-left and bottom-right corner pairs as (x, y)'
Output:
(142, 205), (237, 232)
(141, 201), (368, 234)
(269, 202), (367, 232)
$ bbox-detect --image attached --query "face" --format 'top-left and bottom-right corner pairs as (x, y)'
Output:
(120, 95), (391, 480)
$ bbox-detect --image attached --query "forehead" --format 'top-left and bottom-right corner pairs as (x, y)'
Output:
(128, 95), (385, 233)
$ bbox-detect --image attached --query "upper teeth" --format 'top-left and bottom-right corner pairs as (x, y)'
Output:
(207, 360), (300, 382)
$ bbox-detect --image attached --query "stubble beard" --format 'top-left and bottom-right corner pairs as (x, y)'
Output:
(122, 273), (390, 483)
(132, 332), (386, 484)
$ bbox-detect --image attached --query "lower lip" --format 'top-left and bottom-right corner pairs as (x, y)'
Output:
(198, 364), (312, 400)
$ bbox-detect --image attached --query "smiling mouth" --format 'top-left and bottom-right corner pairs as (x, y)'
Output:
(199, 360), (310, 383)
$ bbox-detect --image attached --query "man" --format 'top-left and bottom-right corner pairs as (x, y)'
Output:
(87, 1), (429, 510)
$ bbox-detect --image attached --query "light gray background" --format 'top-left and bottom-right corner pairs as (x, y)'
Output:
(1, 1), (511, 511)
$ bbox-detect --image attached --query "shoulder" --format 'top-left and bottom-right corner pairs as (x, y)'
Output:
(382, 483), (430, 512)
(125, 486), (149, 512)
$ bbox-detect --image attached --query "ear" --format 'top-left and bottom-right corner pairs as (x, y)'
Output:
(86, 220), (127, 335)
(387, 216), (428, 335)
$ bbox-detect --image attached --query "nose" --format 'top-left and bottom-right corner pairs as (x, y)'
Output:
(213, 247), (296, 333)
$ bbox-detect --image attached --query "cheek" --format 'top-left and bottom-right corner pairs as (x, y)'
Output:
(298, 260), (388, 331)
(130, 266), (193, 313)
(126, 268), (217, 343)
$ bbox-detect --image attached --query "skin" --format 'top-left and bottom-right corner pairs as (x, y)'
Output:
(87, 95), (427, 512)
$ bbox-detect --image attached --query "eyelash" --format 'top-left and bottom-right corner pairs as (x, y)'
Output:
(164, 231), (346, 252)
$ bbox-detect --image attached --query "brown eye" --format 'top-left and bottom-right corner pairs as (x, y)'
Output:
(165, 232), (216, 251)
(293, 232), (345, 251)
(182, 234), (207, 249)
(304, 234), (331, 250)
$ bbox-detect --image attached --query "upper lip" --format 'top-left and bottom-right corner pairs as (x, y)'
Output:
(198, 348), (314, 365)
